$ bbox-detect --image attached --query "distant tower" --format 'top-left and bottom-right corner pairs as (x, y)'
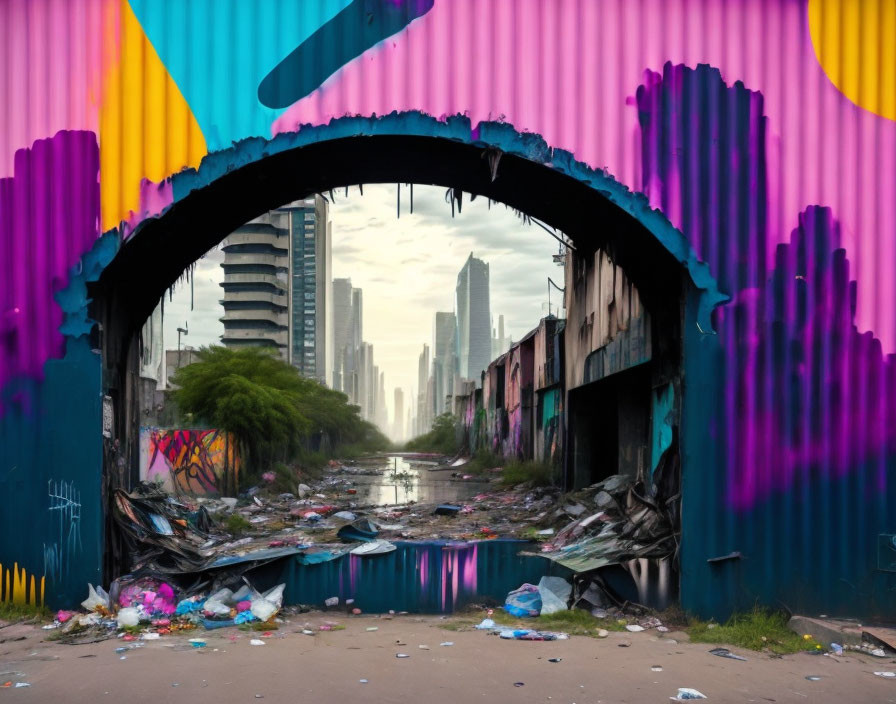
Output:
(393, 388), (405, 442)
(455, 253), (491, 384)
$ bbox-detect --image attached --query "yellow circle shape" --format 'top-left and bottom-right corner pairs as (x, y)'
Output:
(808, 0), (896, 121)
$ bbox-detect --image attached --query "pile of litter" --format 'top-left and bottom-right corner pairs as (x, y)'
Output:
(44, 574), (288, 644)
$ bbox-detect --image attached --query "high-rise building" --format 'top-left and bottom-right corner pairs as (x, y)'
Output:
(332, 278), (353, 391)
(492, 313), (507, 358)
(220, 211), (290, 357)
(416, 343), (431, 434)
(220, 197), (332, 385)
(433, 311), (457, 416)
(456, 253), (491, 384)
(393, 388), (405, 442)
(281, 195), (332, 385)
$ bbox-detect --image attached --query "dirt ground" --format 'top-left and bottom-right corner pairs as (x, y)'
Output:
(2, 615), (895, 703)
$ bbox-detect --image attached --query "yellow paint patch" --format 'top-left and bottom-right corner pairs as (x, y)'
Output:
(808, 0), (896, 121)
(99, 0), (207, 231)
(0, 563), (43, 607)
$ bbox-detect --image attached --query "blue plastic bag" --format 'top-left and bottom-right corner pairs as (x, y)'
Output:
(503, 583), (542, 617)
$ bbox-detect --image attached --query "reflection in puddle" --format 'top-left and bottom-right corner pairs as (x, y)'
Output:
(352, 455), (488, 507)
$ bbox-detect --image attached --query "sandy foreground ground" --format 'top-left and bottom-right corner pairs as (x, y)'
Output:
(1, 614), (894, 704)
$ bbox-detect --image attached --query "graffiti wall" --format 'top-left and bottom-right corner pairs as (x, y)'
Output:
(1, 0), (894, 616)
(139, 428), (240, 496)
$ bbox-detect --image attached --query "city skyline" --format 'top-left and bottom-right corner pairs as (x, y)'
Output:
(161, 184), (562, 434)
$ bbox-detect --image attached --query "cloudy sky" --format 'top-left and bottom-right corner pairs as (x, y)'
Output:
(162, 184), (564, 429)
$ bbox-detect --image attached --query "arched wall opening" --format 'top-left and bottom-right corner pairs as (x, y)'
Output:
(88, 118), (722, 611)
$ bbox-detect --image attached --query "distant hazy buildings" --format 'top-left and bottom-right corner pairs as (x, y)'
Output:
(432, 311), (457, 417)
(393, 388), (405, 442)
(416, 343), (432, 436)
(456, 253), (491, 384)
(492, 314), (508, 358)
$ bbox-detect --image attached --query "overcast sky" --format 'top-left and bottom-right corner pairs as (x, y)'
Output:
(162, 184), (564, 430)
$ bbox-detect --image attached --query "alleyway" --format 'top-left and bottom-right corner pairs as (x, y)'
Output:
(1, 615), (892, 703)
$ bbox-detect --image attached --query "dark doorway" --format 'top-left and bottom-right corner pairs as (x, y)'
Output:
(568, 362), (651, 488)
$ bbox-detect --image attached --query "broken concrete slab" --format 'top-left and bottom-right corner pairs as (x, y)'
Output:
(788, 616), (864, 647)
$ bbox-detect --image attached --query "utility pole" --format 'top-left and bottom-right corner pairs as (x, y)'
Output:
(177, 323), (188, 368)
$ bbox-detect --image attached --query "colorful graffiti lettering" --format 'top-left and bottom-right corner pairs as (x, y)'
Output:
(140, 428), (240, 495)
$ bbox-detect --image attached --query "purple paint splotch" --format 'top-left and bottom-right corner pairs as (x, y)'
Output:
(637, 64), (895, 510)
(717, 207), (896, 509)
(0, 131), (100, 410)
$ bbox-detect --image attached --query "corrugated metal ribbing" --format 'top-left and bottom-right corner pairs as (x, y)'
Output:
(278, 541), (565, 613)
(0, 0), (894, 615)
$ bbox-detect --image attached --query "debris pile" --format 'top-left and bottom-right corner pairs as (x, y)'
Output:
(536, 472), (678, 573)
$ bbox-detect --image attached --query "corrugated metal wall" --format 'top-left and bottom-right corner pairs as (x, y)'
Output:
(1, 0), (894, 616)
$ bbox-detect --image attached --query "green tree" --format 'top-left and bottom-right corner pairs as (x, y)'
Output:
(405, 412), (459, 454)
(170, 346), (386, 471)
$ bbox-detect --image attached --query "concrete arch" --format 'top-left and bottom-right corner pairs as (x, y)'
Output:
(92, 113), (726, 339)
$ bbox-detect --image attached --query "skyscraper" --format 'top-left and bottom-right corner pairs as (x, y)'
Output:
(492, 313), (507, 358)
(416, 343), (431, 434)
(393, 388), (405, 442)
(433, 311), (457, 415)
(281, 195), (332, 386)
(332, 278), (353, 391)
(220, 197), (331, 386)
(456, 253), (491, 384)
(220, 211), (290, 358)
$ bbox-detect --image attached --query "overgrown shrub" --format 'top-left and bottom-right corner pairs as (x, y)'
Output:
(404, 412), (458, 455)
(501, 460), (555, 487)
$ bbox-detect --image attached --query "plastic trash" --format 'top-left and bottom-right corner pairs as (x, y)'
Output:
(874, 672), (896, 678)
(652, 666), (663, 672)
(82, 584), (110, 611)
(117, 607), (140, 628)
(537, 576), (571, 615)
(359, 679), (369, 684)
(709, 647), (747, 661)
(670, 688), (707, 700)
(626, 625), (646, 632)
(830, 642), (843, 655)
(396, 653), (410, 658)
(366, 627), (379, 631)
(14, 683), (31, 688)
(250, 599), (278, 622)
(332, 511), (357, 521)
(250, 583), (285, 622)
(475, 618), (496, 630)
(440, 642), (454, 646)
(234, 611), (257, 625)
(596, 629), (609, 638)
(249, 639), (265, 646)
(805, 676), (821, 681)
(324, 596), (339, 607)
(232, 585), (252, 602)
(142, 633), (160, 640)
(504, 584), (542, 618)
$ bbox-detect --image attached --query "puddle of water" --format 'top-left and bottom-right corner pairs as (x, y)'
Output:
(350, 455), (488, 506)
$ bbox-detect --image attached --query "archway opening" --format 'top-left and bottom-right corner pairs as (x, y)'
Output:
(91, 126), (703, 613)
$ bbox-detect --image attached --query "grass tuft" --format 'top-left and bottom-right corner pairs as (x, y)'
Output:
(0, 601), (51, 622)
(464, 451), (503, 475)
(224, 512), (252, 536)
(689, 607), (823, 654)
(500, 460), (555, 487)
